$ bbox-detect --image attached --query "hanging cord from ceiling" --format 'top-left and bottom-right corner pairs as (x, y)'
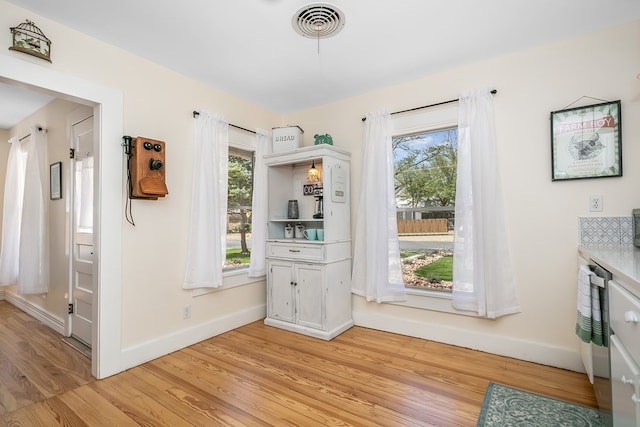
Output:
(361, 89), (498, 121)
(192, 111), (256, 134)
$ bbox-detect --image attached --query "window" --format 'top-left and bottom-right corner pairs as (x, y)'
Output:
(225, 147), (254, 271)
(392, 127), (457, 293)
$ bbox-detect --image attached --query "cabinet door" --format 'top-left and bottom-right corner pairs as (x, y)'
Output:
(295, 263), (324, 330)
(268, 260), (295, 323)
(610, 335), (640, 427)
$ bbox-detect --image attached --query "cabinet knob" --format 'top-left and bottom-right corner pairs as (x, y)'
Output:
(624, 311), (639, 323)
(632, 394), (640, 405)
(622, 375), (635, 385)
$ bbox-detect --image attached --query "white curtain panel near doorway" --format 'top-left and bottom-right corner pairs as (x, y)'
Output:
(0, 126), (50, 294)
(184, 112), (229, 289)
(0, 136), (26, 285)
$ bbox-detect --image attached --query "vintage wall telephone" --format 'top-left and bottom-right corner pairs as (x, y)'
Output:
(122, 136), (169, 199)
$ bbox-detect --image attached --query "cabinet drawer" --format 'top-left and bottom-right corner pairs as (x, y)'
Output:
(610, 280), (640, 361)
(610, 335), (640, 427)
(267, 242), (324, 261)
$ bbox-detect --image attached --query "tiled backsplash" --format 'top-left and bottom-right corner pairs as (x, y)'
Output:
(579, 217), (633, 246)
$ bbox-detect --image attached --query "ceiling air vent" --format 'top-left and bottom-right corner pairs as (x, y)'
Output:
(292, 3), (345, 39)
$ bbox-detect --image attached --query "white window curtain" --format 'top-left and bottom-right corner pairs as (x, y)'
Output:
(184, 112), (229, 289)
(452, 88), (520, 318)
(0, 137), (27, 285)
(18, 126), (49, 295)
(248, 129), (270, 278)
(352, 111), (406, 302)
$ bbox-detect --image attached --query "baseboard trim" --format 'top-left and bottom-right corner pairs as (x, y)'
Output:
(121, 304), (266, 371)
(4, 292), (65, 335)
(264, 317), (354, 341)
(353, 310), (584, 373)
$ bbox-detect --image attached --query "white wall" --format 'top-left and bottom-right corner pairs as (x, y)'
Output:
(4, 98), (85, 324)
(1, 0), (279, 371)
(284, 21), (640, 371)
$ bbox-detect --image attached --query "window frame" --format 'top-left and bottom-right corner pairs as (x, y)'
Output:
(390, 104), (472, 315)
(192, 128), (264, 297)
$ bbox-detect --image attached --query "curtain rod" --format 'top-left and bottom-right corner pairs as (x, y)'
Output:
(192, 111), (256, 135)
(17, 125), (46, 142)
(361, 89), (498, 122)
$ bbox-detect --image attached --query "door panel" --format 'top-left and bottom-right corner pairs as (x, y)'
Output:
(268, 260), (295, 323)
(296, 263), (323, 329)
(70, 115), (94, 347)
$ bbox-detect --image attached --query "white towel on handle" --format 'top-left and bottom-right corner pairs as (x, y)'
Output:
(577, 266), (595, 318)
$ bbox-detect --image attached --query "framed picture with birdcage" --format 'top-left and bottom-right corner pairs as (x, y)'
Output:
(550, 100), (621, 181)
(9, 20), (51, 62)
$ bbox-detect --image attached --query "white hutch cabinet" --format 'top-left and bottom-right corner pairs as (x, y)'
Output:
(263, 145), (353, 340)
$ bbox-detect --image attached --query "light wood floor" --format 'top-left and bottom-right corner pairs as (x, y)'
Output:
(0, 300), (596, 426)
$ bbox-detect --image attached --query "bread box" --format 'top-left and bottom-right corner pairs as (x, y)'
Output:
(272, 126), (304, 153)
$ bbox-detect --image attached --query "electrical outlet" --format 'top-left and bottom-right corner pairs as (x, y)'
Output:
(183, 305), (191, 319)
(590, 195), (603, 212)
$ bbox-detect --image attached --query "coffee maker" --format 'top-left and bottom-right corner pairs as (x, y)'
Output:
(313, 187), (323, 219)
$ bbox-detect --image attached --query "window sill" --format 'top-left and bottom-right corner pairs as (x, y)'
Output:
(191, 268), (265, 297)
(390, 288), (478, 317)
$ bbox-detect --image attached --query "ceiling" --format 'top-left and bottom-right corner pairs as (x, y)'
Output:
(3, 0), (640, 127)
(0, 82), (54, 129)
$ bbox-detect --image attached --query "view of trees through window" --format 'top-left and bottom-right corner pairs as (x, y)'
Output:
(224, 132), (457, 280)
(225, 148), (254, 270)
(392, 128), (457, 292)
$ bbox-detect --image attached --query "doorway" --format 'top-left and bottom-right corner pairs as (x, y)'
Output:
(0, 54), (123, 379)
(69, 108), (94, 348)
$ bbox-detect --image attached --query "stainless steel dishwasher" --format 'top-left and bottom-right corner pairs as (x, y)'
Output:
(579, 257), (612, 426)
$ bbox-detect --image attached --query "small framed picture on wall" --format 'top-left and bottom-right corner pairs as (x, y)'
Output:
(50, 161), (62, 200)
(550, 100), (622, 181)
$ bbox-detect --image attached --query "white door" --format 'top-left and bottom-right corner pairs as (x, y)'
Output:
(70, 115), (94, 347)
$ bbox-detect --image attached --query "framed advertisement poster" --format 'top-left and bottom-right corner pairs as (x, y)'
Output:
(550, 100), (622, 181)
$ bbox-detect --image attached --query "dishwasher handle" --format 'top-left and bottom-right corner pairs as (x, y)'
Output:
(590, 275), (606, 288)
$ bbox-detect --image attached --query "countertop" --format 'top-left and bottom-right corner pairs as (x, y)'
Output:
(579, 246), (640, 296)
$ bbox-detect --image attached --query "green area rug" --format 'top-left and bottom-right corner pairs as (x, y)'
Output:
(477, 382), (605, 426)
